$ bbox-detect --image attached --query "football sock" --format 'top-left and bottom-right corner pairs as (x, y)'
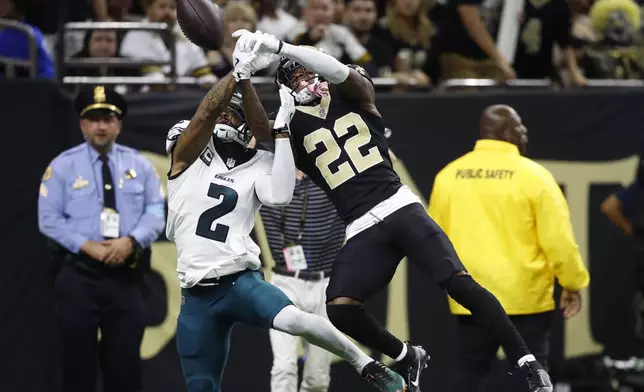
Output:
(518, 354), (536, 367)
(444, 274), (531, 366)
(272, 305), (373, 373)
(326, 303), (406, 361)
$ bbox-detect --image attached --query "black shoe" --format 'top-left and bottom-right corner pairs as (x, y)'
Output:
(361, 361), (407, 392)
(390, 343), (430, 392)
(518, 361), (553, 392)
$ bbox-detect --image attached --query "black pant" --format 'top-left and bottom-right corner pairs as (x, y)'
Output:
(451, 311), (553, 392)
(55, 264), (145, 392)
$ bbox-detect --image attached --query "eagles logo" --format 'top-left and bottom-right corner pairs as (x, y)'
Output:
(355, 66), (367, 76)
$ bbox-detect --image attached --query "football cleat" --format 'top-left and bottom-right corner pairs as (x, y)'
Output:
(362, 360), (407, 392)
(390, 343), (430, 392)
(518, 360), (553, 392)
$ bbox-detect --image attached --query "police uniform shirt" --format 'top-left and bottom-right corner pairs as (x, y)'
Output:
(38, 142), (166, 254)
(428, 139), (590, 315)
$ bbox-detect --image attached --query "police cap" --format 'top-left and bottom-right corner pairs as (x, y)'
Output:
(74, 85), (128, 119)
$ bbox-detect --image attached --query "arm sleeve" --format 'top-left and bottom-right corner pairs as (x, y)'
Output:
(129, 159), (166, 248)
(280, 43), (350, 84)
(255, 138), (296, 207)
(534, 171), (590, 291)
(38, 161), (88, 253)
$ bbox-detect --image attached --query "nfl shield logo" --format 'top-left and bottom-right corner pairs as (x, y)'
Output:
(226, 158), (236, 168)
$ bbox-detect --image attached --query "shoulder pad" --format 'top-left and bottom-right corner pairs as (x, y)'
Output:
(166, 120), (190, 154)
(347, 64), (373, 85)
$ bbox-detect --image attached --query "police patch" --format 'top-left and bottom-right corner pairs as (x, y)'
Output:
(42, 166), (52, 181)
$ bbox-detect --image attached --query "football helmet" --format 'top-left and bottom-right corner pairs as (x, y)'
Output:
(214, 91), (252, 147)
(275, 48), (329, 105)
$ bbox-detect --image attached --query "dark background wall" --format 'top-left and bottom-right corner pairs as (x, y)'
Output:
(1, 80), (642, 392)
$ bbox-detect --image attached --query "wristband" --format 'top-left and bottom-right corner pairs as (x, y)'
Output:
(272, 124), (290, 138)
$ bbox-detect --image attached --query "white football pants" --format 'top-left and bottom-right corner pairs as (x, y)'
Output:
(270, 273), (332, 392)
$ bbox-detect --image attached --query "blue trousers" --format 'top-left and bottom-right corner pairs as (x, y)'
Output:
(176, 269), (293, 392)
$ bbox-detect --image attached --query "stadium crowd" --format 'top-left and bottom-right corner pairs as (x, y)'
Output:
(1, 0), (644, 89)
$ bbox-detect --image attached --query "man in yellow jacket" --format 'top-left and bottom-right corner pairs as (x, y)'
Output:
(428, 105), (590, 391)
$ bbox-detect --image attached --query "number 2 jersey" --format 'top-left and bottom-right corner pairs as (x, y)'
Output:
(165, 121), (274, 288)
(289, 84), (403, 224)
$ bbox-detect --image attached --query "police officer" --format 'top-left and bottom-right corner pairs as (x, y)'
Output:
(38, 86), (165, 392)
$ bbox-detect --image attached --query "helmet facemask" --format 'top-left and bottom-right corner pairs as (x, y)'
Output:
(276, 57), (329, 105)
(214, 93), (252, 148)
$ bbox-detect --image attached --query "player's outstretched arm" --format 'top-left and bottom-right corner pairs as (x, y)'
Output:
(255, 87), (296, 206)
(170, 72), (237, 177)
(232, 30), (375, 106)
(239, 80), (271, 142)
(280, 43), (376, 105)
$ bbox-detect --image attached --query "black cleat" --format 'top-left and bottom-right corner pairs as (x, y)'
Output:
(362, 360), (407, 392)
(518, 361), (553, 392)
(390, 343), (430, 392)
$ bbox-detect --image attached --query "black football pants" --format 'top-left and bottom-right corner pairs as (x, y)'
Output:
(450, 311), (553, 392)
(55, 263), (145, 392)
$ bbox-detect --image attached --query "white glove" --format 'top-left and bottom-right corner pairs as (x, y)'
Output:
(274, 85), (296, 130)
(232, 37), (262, 81)
(232, 29), (282, 55)
(250, 52), (279, 74)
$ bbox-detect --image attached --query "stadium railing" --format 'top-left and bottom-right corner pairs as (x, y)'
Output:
(61, 21), (176, 76)
(0, 18), (38, 78)
(55, 21), (644, 90)
(62, 75), (644, 89)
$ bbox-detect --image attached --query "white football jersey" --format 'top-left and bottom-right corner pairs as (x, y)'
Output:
(165, 121), (274, 288)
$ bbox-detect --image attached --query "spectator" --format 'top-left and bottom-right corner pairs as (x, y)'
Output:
(254, 0), (298, 41)
(287, 0), (372, 66)
(120, 0), (216, 87)
(513, 0), (586, 86)
(333, 0), (345, 23)
(65, 29), (138, 94)
(61, 0), (142, 60)
(433, 0), (513, 82)
(375, 0), (432, 87)
(345, 0), (396, 77)
(0, 0), (55, 79)
(601, 184), (637, 237)
(579, 0), (642, 79)
(208, 2), (257, 79)
(93, 0), (139, 21)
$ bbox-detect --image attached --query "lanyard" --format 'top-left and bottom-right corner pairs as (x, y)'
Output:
(280, 182), (310, 245)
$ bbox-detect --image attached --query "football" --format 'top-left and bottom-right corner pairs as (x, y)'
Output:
(177, 0), (225, 51)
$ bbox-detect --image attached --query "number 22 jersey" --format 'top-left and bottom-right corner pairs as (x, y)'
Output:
(289, 86), (402, 224)
(165, 121), (274, 288)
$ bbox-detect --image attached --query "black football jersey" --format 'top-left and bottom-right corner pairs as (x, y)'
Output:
(289, 86), (402, 224)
